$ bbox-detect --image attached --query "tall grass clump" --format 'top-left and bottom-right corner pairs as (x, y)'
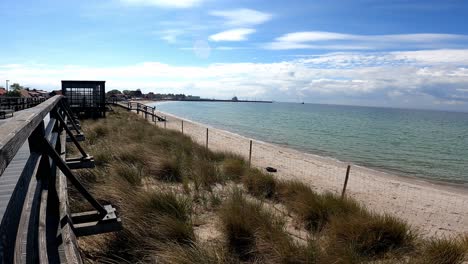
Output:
(268, 180), (362, 231)
(219, 188), (315, 262)
(113, 164), (143, 185)
(222, 158), (246, 181)
(412, 236), (468, 264)
(148, 155), (184, 182)
(242, 168), (277, 199)
(155, 242), (237, 264)
(191, 158), (222, 189)
(327, 212), (415, 260)
(219, 189), (262, 260)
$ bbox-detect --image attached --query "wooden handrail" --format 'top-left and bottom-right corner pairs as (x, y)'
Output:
(0, 95), (62, 176)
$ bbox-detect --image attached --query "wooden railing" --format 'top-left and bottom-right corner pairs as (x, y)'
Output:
(108, 100), (166, 121)
(0, 97), (47, 111)
(0, 95), (121, 263)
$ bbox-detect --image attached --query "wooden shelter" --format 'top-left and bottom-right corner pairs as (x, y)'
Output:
(61, 80), (106, 118)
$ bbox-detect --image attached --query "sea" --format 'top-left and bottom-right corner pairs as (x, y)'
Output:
(149, 101), (468, 185)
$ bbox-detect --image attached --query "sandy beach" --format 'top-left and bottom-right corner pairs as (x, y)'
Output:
(146, 109), (468, 238)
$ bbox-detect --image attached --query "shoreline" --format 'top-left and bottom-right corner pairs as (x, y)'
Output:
(167, 111), (467, 194)
(146, 107), (467, 237)
(150, 105), (467, 193)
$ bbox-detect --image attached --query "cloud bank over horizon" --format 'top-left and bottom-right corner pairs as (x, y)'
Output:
(2, 49), (467, 111)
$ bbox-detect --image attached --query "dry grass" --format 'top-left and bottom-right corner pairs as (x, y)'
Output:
(71, 108), (467, 264)
(219, 188), (315, 263)
(154, 242), (238, 264)
(221, 158), (246, 181)
(242, 168), (277, 199)
(326, 212), (415, 261)
(244, 174), (362, 232)
(411, 236), (468, 264)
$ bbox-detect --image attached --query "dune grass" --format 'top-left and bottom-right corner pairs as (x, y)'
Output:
(71, 108), (468, 264)
(219, 188), (316, 263)
(411, 236), (468, 264)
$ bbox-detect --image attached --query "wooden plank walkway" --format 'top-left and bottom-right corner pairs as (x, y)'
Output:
(0, 141), (29, 221)
(110, 101), (166, 121)
(0, 114), (50, 224)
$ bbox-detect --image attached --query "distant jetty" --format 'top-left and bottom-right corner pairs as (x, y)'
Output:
(165, 99), (273, 104)
(153, 98), (273, 103)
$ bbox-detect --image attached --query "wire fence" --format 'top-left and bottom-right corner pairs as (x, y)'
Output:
(141, 110), (468, 238)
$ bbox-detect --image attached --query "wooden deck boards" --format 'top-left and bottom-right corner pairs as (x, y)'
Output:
(0, 141), (29, 222)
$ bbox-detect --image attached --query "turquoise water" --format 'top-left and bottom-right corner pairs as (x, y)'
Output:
(150, 101), (468, 184)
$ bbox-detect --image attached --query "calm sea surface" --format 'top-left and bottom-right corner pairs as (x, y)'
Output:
(150, 101), (468, 184)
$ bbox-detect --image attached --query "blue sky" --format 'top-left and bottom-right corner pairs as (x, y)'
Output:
(1, 0), (468, 111)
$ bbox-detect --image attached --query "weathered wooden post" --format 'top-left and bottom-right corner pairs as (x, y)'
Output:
(164, 117), (167, 129)
(248, 140), (253, 167)
(181, 120), (184, 134)
(341, 165), (351, 199)
(206, 128), (209, 149)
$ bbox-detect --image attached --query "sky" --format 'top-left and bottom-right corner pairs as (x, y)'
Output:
(1, 0), (468, 111)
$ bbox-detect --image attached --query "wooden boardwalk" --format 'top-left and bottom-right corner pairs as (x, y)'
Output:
(109, 101), (166, 121)
(0, 141), (29, 220)
(0, 97), (121, 263)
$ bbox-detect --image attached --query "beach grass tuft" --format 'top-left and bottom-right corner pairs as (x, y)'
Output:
(327, 212), (415, 259)
(413, 236), (468, 264)
(242, 168), (277, 199)
(219, 188), (314, 262)
(221, 158), (246, 181)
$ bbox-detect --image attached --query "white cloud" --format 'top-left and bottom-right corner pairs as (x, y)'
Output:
(2, 49), (468, 109)
(157, 29), (183, 43)
(277, 32), (354, 42)
(119, 0), (203, 8)
(266, 31), (468, 50)
(391, 49), (468, 64)
(209, 28), (255, 42)
(209, 8), (272, 26)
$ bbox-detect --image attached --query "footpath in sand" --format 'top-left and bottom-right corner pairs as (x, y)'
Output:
(143, 109), (468, 238)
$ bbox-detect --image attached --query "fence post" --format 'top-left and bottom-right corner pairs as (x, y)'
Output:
(206, 128), (209, 149)
(248, 140), (253, 167)
(164, 117), (167, 129)
(341, 165), (351, 199)
(181, 120), (184, 134)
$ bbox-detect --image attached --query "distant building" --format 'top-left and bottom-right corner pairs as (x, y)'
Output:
(187, 95), (200, 100)
(49, 90), (63, 97)
(19, 89), (31, 98)
(146, 92), (155, 99)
